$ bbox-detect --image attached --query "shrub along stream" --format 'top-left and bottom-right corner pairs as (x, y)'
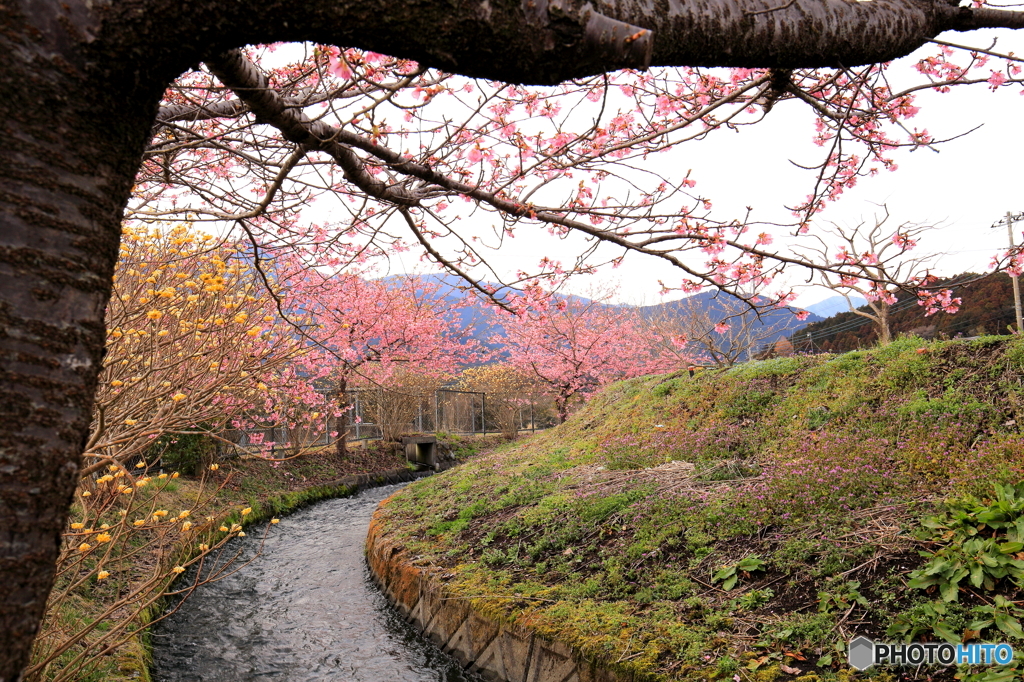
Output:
(375, 336), (1024, 682)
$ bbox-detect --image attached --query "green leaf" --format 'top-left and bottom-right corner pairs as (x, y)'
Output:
(971, 563), (985, 588)
(816, 654), (833, 667)
(1000, 542), (1024, 554)
(969, 618), (995, 631)
(982, 553), (1001, 568)
(933, 621), (961, 644)
(973, 668), (1018, 682)
(994, 613), (1024, 640)
(722, 575), (738, 591)
(940, 580), (960, 603)
(908, 574), (940, 589)
(925, 560), (952, 575)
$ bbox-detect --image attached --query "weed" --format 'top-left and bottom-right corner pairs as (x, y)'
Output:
(713, 555), (766, 591)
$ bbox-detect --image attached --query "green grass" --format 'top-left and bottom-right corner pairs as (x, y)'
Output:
(376, 336), (1024, 681)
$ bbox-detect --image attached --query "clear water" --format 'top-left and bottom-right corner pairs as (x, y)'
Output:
(151, 483), (481, 681)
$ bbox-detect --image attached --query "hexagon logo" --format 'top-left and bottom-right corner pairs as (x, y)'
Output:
(848, 636), (875, 671)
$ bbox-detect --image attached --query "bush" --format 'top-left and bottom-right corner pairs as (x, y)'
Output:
(148, 431), (218, 476)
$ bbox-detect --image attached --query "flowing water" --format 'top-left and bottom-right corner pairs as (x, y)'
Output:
(151, 483), (480, 681)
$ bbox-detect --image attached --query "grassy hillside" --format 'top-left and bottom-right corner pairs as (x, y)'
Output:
(377, 336), (1024, 682)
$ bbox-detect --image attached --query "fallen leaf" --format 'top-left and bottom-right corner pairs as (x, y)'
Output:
(780, 664), (801, 675)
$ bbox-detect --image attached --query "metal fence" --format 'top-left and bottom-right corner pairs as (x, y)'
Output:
(218, 387), (554, 456)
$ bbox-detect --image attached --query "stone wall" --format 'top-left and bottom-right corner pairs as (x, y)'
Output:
(365, 504), (632, 682)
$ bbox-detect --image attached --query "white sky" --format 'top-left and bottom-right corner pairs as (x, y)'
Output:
(225, 31), (1024, 309)
(381, 27), (1024, 307)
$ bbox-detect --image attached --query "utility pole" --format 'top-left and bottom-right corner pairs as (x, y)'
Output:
(993, 211), (1024, 333)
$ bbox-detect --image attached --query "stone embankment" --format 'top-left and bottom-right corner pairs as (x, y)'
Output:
(365, 502), (631, 682)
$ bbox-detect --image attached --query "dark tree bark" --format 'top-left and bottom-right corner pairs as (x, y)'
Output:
(2, 0), (1024, 678)
(335, 375), (349, 460)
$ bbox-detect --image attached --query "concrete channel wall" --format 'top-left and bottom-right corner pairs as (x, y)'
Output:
(365, 506), (632, 682)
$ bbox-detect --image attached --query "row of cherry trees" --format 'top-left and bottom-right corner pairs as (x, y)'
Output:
(99, 224), (700, 464)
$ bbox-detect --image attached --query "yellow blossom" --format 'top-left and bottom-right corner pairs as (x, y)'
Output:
(97, 570), (110, 580)
(78, 543), (92, 553)
(187, 294), (199, 302)
(219, 525), (229, 532)
(171, 393), (187, 402)
(257, 382), (268, 391)
(233, 313), (248, 324)
(96, 533), (112, 543)
(199, 543), (210, 551)
(146, 310), (162, 320)
(157, 329), (170, 336)
(158, 473), (168, 479)
(153, 510), (169, 518)
(179, 510), (190, 518)
(171, 472), (180, 479)
(118, 486), (133, 494)
(172, 566), (185, 574)
(270, 518), (279, 524)
(108, 464), (119, 471)
(242, 507), (252, 516)
(237, 531), (246, 537)
(133, 519), (145, 527)
(81, 491), (91, 497)
(209, 464), (219, 471)
(124, 419), (138, 426)
(70, 523), (84, 530)
(110, 380), (123, 387)
(100, 523), (110, 529)
(135, 479), (147, 488)
(136, 461), (145, 468)
(181, 521), (193, 531)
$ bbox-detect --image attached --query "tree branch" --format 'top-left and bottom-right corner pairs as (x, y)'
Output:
(204, 49), (422, 206)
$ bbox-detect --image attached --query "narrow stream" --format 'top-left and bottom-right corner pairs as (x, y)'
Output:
(151, 483), (481, 681)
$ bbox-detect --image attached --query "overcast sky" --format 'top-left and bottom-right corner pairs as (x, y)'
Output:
(380, 26), (1024, 308)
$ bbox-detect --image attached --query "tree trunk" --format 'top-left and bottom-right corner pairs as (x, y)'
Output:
(556, 393), (570, 424)
(0, 12), (162, 678)
(877, 302), (892, 346)
(335, 375), (349, 460)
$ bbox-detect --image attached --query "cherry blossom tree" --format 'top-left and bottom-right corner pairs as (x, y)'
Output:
(500, 287), (687, 422)
(639, 293), (801, 367)
(7, 1), (1024, 675)
(288, 272), (478, 454)
(795, 212), (954, 345)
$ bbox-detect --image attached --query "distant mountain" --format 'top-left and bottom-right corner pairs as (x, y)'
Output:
(803, 294), (868, 319)
(388, 274), (821, 362)
(636, 291), (824, 359)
